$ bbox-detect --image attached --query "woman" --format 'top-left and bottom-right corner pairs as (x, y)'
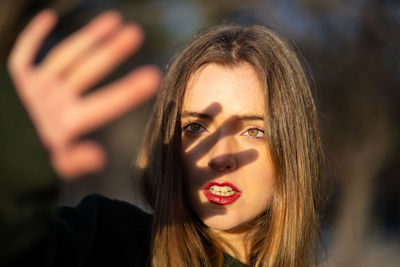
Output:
(6, 9), (322, 267)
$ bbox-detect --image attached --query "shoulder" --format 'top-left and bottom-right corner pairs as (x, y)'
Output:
(56, 194), (153, 266)
(11, 194), (153, 267)
(70, 194), (152, 223)
(59, 193), (153, 242)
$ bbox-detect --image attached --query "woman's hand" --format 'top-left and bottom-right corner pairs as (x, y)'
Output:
(8, 10), (161, 179)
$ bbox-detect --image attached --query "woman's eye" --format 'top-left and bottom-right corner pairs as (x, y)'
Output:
(243, 128), (265, 138)
(183, 123), (205, 133)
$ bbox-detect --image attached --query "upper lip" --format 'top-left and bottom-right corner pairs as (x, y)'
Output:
(203, 181), (241, 192)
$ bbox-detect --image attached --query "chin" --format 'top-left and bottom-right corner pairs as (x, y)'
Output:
(191, 195), (254, 231)
(200, 213), (248, 231)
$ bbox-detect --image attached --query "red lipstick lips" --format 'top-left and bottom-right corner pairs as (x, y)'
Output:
(203, 181), (241, 205)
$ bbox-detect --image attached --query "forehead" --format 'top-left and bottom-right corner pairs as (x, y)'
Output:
(183, 62), (265, 116)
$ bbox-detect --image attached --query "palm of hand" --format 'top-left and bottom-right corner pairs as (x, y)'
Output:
(8, 10), (161, 179)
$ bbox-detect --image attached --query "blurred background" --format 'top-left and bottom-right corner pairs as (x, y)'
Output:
(0, 0), (399, 266)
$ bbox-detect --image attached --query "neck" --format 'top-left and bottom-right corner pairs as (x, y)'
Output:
(211, 223), (254, 264)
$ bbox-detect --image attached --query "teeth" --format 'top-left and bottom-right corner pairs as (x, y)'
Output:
(209, 185), (235, 196)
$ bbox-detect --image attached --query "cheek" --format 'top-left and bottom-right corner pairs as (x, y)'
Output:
(249, 152), (275, 199)
(182, 139), (210, 184)
(182, 150), (202, 191)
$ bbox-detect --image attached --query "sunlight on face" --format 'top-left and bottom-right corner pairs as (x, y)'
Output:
(181, 62), (275, 231)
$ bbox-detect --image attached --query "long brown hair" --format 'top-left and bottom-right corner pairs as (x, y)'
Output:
(137, 24), (323, 267)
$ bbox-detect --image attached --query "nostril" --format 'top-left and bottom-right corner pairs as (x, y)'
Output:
(208, 155), (237, 172)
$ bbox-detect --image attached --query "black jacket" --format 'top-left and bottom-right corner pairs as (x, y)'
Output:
(7, 194), (247, 267)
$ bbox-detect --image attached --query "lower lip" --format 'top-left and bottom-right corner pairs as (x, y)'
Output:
(203, 190), (241, 205)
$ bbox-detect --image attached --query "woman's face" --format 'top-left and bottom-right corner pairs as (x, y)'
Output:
(181, 62), (275, 231)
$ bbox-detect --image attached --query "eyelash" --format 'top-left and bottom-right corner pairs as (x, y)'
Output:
(182, 122), (206, 133)
(242, 126), (265, 138)
(182, 122), (264, 139)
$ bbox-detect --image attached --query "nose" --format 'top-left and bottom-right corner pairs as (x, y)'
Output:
(208, 136), (237, 172)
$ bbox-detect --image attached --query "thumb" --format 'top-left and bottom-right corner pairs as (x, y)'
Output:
(51, 141), (106, 180)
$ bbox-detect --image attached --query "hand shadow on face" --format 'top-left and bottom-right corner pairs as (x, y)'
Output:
(181, 102), (260, 220)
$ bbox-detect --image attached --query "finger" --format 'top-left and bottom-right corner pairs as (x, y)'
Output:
(51, 141), (106, 179)
(8, 10), (58, 77)
(69, 66), (161, 137)
(63, 23), (144, 94)
(41, 11), (123, 75)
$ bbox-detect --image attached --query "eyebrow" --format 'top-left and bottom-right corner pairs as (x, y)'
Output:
(181, 112), (264, 121)
(181, 112), (212, 119)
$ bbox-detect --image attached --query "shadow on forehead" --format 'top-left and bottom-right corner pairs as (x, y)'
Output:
(181, 102), (222, 119)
